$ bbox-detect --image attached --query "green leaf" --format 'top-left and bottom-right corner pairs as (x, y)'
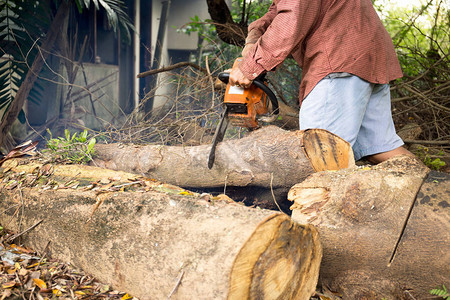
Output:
(79, 130), (88, 142)
(65, 129), (70, 141)
(71, 132), (78, 142)
(83, 0), (91, 9)
(98, 0), (119, 31)
(430, 285), (449, 299)
(74, 0), (84, 13)
(92, 0), (99, 10)
(87, 138), (96, 153)
(46, 128), (53, 139)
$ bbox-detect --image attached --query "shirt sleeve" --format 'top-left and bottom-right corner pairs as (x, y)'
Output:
(240, 0), (322, 80)
(245, 2), (277, 44)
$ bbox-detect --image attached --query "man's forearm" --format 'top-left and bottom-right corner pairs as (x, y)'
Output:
(244, 2), (278, 45)
(245, 28), (264, 45)
(240, 0), (321, 80)
(242, 43), (255, 58)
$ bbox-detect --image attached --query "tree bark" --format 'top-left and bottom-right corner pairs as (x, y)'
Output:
(0, 1), (71, 150)
(0, 160), (321, 299)
(288, 155), (449, 299)
(92, 126), (355, 189)
(206, 0), (247, 46)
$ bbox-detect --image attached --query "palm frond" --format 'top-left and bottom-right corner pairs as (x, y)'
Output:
(0, 0), (50, 120)
(74, 0), (134, 43)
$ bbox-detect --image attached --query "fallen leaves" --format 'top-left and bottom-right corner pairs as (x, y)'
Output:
(0, 141), (38, 167)
(0, 158), (205, 199)
(2, 280), (16, 289)
(33, 278), (47, 289)
(121, 293), (133, 300)
(0, 240), (138, 299)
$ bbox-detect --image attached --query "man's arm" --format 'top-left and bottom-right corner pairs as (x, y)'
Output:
(230, 2), (277, 88)
(239, 0), (322, 81)
(245, 2), (278, 45)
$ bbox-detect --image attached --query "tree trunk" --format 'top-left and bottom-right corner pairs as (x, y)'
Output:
(0, 1), (70, 150)
(92, 126), (355, 190)
(206, 0), (247, 46)
(288, 155), (449, 299)
(0, 160), (321, 299)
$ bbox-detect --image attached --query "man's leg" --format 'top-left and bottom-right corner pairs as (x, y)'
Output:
(366, 146), (414, 164)
(299, 73), (372, 150)
(300, 74), (412, 163)
(354, 83), (412, 163)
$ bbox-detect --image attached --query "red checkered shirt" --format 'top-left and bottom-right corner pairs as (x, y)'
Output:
(240, 0), (403, 101)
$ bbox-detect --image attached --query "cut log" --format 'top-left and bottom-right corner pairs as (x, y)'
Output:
(229, 214), (322, 300)
(0, 160), (322, 300)
(93, 126), (354, 189)
(288, 155), (449, 299)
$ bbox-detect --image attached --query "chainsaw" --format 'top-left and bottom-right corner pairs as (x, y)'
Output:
(207, 58), (279, 169)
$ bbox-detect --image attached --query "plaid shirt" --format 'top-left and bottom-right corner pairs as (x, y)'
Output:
(240, 0), (403, 101)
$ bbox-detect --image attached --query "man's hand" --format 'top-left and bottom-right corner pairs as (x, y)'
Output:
(229, 64), (252, 89)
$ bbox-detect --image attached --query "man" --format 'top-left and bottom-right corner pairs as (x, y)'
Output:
(229, 0), (412, 163)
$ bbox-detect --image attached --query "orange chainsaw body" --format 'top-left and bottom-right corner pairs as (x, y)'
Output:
(224, 58), (269, 129)
(208, 58), (279, 169)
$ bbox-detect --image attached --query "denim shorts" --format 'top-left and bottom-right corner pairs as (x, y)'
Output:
(299, 73), (404, 161)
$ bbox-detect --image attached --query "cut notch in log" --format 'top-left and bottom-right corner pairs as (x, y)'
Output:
(228, 214), (322, 300)
(300, 129), (355, 172)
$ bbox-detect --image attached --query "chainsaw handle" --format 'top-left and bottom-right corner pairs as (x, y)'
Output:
(218, 72), (279, 116)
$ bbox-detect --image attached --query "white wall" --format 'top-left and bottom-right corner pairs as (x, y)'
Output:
(167, 0), (210, 50)
(150, 0), (209, 109)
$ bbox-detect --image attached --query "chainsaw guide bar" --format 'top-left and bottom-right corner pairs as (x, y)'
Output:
(207, 60), (279, 169)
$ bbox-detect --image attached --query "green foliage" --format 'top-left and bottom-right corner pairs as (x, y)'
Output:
(178, 0), (271, 69)
(416, 146), (446, 171)
(230, 0), (272, 24)
(430, 285), (449, 299)
(374, 0), (449, 78)
(177, 16), (239, 72)
(177, 16), (217, 45)
(73, 0), (134, 43)
(45, 129), (96, 164)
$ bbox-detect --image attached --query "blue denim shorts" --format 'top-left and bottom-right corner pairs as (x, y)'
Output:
(299, 73), (404, 161)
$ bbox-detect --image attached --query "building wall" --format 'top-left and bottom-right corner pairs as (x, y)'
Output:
(58, 63), (120, 130)
(149, 0), (209, 109)
(3, 0), (212, 137)
(167, 0), (210, 50)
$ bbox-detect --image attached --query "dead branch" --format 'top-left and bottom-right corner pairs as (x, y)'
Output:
(137, 62), (208, 78)
(404, 139), (449, 145)
(6, 219), (43, 243)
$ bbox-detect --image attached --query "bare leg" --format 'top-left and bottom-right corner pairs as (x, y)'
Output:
(366, 146), (415, 164)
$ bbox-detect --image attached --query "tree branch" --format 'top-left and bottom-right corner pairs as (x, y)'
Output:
(206, 0), (247, 46)
(404, 139), (449, 145)
(0, 0), (71, 149)
(137, 62), (208, 78)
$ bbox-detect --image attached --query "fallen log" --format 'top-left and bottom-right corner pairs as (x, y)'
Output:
(288, 155), (450, 299)
(92, 126), (354, 189)
(0, 160), (322, 300)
